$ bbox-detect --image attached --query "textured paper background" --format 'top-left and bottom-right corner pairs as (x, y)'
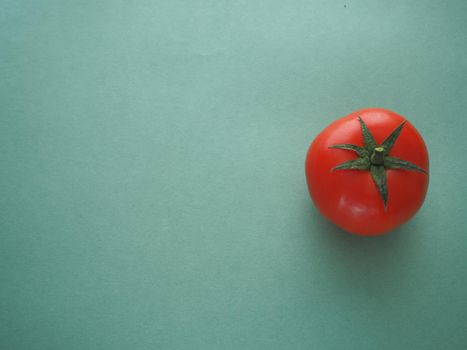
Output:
(1, 1), (466, 349)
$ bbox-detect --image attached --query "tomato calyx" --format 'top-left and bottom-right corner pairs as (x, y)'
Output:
(329, 116), (427, 210)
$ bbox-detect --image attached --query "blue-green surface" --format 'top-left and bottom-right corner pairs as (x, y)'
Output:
(1, 1), (467, 349)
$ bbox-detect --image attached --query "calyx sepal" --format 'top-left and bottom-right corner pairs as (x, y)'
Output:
(329, 116), (427, 210)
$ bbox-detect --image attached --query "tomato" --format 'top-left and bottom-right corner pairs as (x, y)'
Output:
(305, 108), (429, 235)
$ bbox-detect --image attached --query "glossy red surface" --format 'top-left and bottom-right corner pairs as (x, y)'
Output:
(305, 108), (429, 235)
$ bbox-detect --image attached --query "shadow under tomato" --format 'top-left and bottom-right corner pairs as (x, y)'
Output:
(303, 197), (424, 299)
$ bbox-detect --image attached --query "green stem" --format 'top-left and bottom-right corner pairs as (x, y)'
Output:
(371, 147), (385, 165)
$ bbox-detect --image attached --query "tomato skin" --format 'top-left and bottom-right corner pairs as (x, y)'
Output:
(305, 108), (429, 235)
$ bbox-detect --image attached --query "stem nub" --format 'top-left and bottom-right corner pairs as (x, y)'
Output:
(371, 147), (385, 166)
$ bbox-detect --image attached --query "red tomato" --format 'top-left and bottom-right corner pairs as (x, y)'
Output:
(305, 108), (429, 235)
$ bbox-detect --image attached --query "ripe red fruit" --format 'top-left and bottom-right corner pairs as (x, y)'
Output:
(305, 108), (429, 235)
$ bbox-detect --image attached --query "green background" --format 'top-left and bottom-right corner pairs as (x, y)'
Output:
(2, 1), (467, 349)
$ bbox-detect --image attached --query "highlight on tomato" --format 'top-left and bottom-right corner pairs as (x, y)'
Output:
(305, 108), (429, 236)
